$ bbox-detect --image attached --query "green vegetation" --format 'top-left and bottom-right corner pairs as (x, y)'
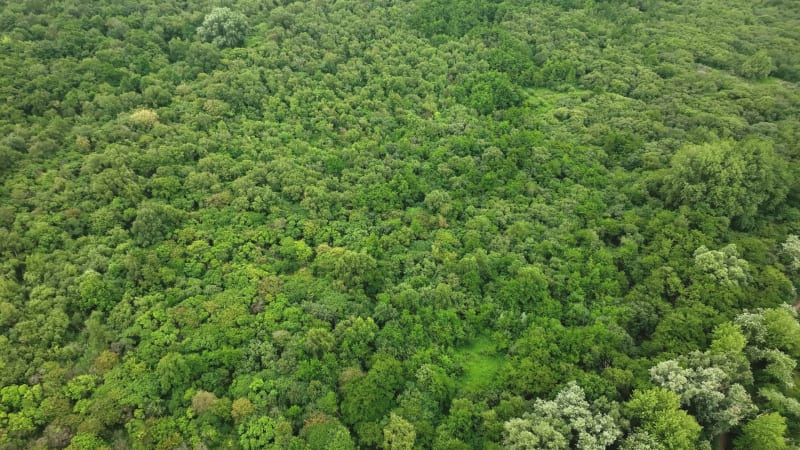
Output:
(0, 0), (799, 448)
(456, 336), (504, 394)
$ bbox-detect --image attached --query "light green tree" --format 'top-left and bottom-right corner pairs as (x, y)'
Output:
(663, 139), (788, 226)
(650, 359), (756, 438)
(624, 388), (702, 450)
(619, 432), (663, 450)
(738, 51), (775, 80)
(733, 413), (787, 450)
(197, 7), (249, 49)
(238, 416), (276, 450)
(693, 244), (750, 287)
(504, 418), (568, 450)
(780, 235), (800, 273)
(503, 382), (620, 450)
(383, 413), (416, 450)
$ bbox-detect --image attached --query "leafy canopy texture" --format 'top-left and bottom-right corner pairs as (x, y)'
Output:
(663, 139), (788, 228)
(693, 244), (750, 287)
(1, 0), (800, 448)
(734, 413), (787, 450)
(197, 7), (249, 49)
(623, 388), (702, 450)
(503, 382), (621, 450)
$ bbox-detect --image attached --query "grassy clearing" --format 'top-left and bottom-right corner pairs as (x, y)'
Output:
(456, 335), (506, 394)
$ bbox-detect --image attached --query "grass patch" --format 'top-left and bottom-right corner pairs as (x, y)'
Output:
(456, 335), (506, 394)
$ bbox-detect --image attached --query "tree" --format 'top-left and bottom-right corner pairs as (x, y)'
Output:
(693, 245), (749, 287)
(77, 270), (117, 312)
(455, 71), (523, 115)
(650, 359), (756, 438)
(341, 356), (404, 428)
(780, 235), (800, 275)
(733, 413), (787, 450)
(304, 327), (335, 358)
(503, 382), (621, 450)
(383, 413), (416, 450)
(501, 265), (559, 316)
(238, 416), (276, 450)
(191, 390), (218, 415)
(619, 432), (663, 450)
(128, 108), (159, 129)
(757, 388), (800, 431)
(231, 398), (255, 422)
(423, 190), (452, 216)
(335, 317), (378, 363)
(156, 352), (192, 394)
(301, 415), (357, 450)
(65, 433), (107, 450)
(736, 307), (800, 359)
(624, 388), (702, 450)
(738, 51), (775, 80)
(663, 139), (789, 227)
(761, 308), (800, 358)
(197, 7), (249, 49)
(734, 308), (800, 388)
(130, 202), (183, 247)
(504, 418), (568, 450)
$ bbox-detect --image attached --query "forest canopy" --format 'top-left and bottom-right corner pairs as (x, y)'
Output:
(0, 0), (799, 449)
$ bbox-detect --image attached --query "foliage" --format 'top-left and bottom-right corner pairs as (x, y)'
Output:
(738, 51), (775, 80)
(781, 235), (800, 273)
(197, 7), (250, 49)
(0, 0), (799, 448)
(624, 388), (702, 450)
(693, 244), (750, 287)
(503, 382), (621, 449)
(663, 139), (789, 227)
(383, 413), (416, 450)
(650, 358), (756, 438)
(734, 413), (787, 450)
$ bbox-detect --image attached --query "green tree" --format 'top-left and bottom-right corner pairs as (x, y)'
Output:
(650, 358), (756, 438)
(341, 356), (404, 429)
(663, 139), (789, 227)
(780, 235), (800, 274)
(239, 416), (276, 450)
(733, 413), (787, 450)
(66, 433), (107, 450)
(304, 327), (335, 358)
(503, 382), (621, 450)
(624, 388), (702, 450)
(693, 244), (750, 287)
(456, 71), (523, 115)
(735, 308), (800, 389)
(738, 51), (775, 80)
(130, 202), (183, 247)
(619, 432), (663, 450)
(736, 307), (800, 359)
(156, 352), (192, 394)
(197, 7), (249, 49)
(77, 270), (116, 312)
(231, 398), (255, 423)
(383, 413), (416, 450)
